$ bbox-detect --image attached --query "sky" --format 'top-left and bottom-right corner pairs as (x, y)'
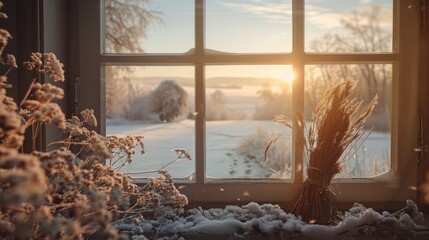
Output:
(106, 0), (392, 79)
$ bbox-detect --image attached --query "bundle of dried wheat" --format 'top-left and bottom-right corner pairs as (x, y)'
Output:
(293, 80), (377, 224)
(272, 80), (377, 224)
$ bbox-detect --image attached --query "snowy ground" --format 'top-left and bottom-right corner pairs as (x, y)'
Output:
(106, 119), (390, 179)
(107, 79), (390, 180)
(116, 200), (425, 240)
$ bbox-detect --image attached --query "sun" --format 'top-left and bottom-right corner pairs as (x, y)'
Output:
(282, 69), (295, 84)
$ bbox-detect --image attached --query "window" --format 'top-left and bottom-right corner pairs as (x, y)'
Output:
(78, 0), (420, 206)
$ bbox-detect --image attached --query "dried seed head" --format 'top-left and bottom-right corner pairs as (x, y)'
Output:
(23, 52), (65, 81)
(80, 109), (97, 127)
(0, 28), (11, 45)
(6, 54), (16, 68)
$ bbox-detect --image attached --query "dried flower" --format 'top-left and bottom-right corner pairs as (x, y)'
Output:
(0, 8), (187, 237)
(23, 52), (42, 70)
(6, 54), (16, 68)
(0, 29), (11, 45)
(0, 76), (10, 89)
(80, 109), (97, 127)
(32, 83), (64, 102)
(0, 151), (47, 208)
(105, 135), (145, 168)
(23, 52), (65, 81)
(174, 148), (192, 160)
(43, 53), (65, 81)
(89, 133), (112, 159)
(23, 101), (66, 129)
(0, 108), (22, 134)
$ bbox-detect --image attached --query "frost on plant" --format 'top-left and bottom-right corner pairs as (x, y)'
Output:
(23, 52), (65, 82)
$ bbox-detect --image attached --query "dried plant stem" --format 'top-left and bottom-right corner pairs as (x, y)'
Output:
(0, 44), (7, 56)
(4, 65), (14, 76)
(125, 158), (181, 175)
(288, 177), (337, 224)
(47, 140), (89, 148)
(112, 156), (129, 171)
(342, 128), (372, 164)
(19, 77), (37, 107)
(31, 121), (41, 151)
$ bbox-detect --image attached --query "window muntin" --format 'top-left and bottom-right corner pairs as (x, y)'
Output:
(304, 64), (392, 178)
(103, 0), (194, 54)
(206, 0), (292, 53)
(305, 0), (393, 53)
(105, 66), (195, 178)
(205, 65), (293, 179)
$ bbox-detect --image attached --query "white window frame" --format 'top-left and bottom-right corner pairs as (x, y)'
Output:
(78, 0), (420, 208)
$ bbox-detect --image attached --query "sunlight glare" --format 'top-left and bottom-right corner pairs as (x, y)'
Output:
(282, 69), (295, 84)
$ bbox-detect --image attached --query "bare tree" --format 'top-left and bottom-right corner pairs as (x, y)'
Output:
(104, 0), (163, 118)
(306, 6), (391, 132)
(104, 0), (163, 53)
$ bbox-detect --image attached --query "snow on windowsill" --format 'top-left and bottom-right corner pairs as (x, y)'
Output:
(116, 200), (427, 240)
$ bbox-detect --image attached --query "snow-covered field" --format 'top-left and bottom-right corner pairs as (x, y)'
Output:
(107, 79), (390, 180)
(106, 119), (390, 179)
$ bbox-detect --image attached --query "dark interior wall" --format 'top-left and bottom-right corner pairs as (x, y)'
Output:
(0, 0), (17, 100)
(10, 0), (43, 152)
(41, 0), (78, 118)
(42, 0), (70, 148)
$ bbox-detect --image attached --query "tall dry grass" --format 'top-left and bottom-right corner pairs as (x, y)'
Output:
(271, 80), (377, 224)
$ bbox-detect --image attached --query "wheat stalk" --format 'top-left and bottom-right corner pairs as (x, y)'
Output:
(267, 80), (377, 224)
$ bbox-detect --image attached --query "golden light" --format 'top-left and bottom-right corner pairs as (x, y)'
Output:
(282, 69), (295, 84)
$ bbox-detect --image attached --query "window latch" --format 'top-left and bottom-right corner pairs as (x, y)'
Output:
(414, 113), (428, 164)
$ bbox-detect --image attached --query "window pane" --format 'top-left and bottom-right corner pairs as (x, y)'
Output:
(103, 0), (194, 53)
(105, 66), (195, 179)
(305, 0), (393, 53)
(305, 64), (391, 178)
(206, 65), (293, 179)
(206, 0), (292, 53)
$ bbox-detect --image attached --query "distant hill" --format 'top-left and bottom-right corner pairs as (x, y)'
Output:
(130, 76), (284, 87)
(206, 77), (283, 87)
(129, 77), (194, 86)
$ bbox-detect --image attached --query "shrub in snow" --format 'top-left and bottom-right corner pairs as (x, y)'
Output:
(151, 80), (188, 122)
(206, 90), (245, 121)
